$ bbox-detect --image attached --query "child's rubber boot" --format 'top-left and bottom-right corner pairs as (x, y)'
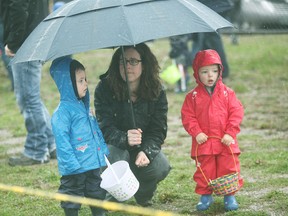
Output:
(91, 207), (106, 216)
(224, 195), (239, 211)
(196, 195), (214, 211)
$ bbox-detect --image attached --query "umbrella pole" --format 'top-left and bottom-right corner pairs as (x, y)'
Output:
(121, 46), (137, 129)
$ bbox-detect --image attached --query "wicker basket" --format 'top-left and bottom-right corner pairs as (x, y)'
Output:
(208, 172), (239, 195)
(195, 136), (240, 196)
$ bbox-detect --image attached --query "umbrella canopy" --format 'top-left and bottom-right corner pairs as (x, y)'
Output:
(13, 0), (233, 63)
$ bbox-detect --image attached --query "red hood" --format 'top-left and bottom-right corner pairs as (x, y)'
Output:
(192, 49), (224, 85)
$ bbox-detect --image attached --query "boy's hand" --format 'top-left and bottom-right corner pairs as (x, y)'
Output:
(90, 108), (95, 116)
(221, 134), (235, 146)
(196, 132), (208, 144)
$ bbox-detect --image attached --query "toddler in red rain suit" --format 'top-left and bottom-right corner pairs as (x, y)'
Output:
(181, 49), (244, 211)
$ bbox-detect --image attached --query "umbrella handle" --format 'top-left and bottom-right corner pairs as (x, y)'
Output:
(104, 155), (120, 184)
(121, 46), (140, 149)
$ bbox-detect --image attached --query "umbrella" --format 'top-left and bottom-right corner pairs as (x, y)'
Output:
(13, 0), (233, 63)
(12, 0), (233, 132)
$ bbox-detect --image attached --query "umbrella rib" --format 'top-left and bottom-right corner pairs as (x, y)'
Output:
(118, 4), (137, 45)
(27, 18), (63, 62)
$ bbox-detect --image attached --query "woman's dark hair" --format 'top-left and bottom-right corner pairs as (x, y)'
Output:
(70, 59), (85, 99)
(106, 43), (162, 101)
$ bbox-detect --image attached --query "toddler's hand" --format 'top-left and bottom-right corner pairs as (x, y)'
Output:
(196, 132), (208, 144)
(221, 134), (235, 146)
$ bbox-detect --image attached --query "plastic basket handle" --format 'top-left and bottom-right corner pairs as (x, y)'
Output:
(104, 155), (120, 184)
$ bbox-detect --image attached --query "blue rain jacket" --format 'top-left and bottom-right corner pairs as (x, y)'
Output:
(50, 56), (109, 176)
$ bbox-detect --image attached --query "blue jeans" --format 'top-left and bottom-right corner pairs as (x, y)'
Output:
(11, 60), (55, 161)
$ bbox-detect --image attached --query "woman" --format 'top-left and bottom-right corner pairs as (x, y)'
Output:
(94, 43), (171, 207)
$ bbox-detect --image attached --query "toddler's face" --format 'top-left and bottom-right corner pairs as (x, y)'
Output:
(76, 69), (88, 98)
(198, 64), (219, 87)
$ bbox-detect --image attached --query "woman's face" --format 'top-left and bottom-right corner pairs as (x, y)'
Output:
(119, 48), (143, 84)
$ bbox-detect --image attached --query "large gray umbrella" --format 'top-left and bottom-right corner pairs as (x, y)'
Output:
(13, 0), (233, 63)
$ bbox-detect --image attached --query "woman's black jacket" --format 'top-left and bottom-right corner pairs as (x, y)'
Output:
(94, 76), (168, 161)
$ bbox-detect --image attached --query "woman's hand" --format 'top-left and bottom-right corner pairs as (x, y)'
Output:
(221, 134), (235, 146)
(196, 132), (208, 144)
(135, 151), (150, 167)
(127, 128), (142, 146)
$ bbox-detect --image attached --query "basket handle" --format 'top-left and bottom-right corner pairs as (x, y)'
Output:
(104, 155), (120, 184)
(195, 136), (238, 185)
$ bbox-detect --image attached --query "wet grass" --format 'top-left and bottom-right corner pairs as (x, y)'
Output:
(0, 35), (287, 215)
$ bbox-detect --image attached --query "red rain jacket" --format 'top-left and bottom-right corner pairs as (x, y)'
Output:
(181, 49), (244, 157)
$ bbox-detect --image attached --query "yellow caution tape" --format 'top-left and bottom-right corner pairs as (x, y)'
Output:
(0, 183), (182, 216)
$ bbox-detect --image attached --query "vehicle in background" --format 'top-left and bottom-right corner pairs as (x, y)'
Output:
(231, 0), (288, 32)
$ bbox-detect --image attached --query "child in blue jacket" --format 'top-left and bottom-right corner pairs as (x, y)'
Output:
(50, 56), (109, 216)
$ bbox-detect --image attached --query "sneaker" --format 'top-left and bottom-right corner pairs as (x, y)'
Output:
(196, 195), (214, 211)
(224, 195), (238, 211)
(50, 149), (57, 159)
(8, 154), (49, 166)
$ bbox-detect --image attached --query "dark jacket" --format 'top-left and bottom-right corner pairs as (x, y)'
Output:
(94, 74), (168, 161)
(0, 0), (49, 53)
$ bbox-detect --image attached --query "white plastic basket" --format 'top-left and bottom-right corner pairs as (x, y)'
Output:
(100, 156), (139, 201)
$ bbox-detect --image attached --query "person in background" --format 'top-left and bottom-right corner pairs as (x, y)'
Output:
(191, 0), (236, 78)
(94, 43), (171, 207)
(50, 56), (109, 216)
(53, 0), (72, 4)
(52, 1), (65, 12)
(0, 16), (13, 91)
(181, 49), (244, 211)
(169, 34), (191, 93)
(0, 0), (56, 166)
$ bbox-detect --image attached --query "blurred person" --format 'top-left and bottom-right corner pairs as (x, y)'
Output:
(0, 0), (56, 166)
(168, 34), (191, 93)
(181, 49), (244, 211)
(0, 16), (13, 91)
(50, 56), (109, 216)
(53, 0), (72, 3)
(94, 43), (171, 207)
(191, 0), (236, 78)
(52, 1), (65, 12)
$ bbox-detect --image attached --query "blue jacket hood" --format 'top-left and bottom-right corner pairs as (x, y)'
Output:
(50, 56), (90, 106)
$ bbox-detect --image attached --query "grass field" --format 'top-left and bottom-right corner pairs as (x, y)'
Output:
(0, 35), (287, 216)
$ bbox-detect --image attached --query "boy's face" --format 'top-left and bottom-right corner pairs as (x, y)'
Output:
(75, 69), (88, 98)
(198, 64), (219, 87)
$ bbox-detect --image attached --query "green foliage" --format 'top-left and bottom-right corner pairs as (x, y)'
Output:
(0, 35), (288, 215)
